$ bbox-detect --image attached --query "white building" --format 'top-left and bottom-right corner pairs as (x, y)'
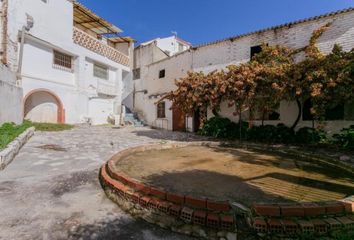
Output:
(131, 36), (191, 129)
(133, 8), (354, 134)
(1, 0), (134, 125)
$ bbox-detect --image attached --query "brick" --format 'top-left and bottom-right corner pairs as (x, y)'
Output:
(268, 218), (283, 235)
(193, 210), (207, 226)
(311, 219), (327, 234)
(220, 215), (235, 231)
(134, 182), (151, 195)
(281, 219), (298, 236)
(340, 199), (354, 213)
(113, 182), (128, 196)
(324, 218), (342, 231)
(280, 205), (305, 217)
(207, 214), (220, 229)
(298, 220), (314, 234)
(169, 205), (182, 217)
(302, 203), (325, 217)
(166, 193), (184, 205)
(158, 201), (172, 213)
(325, 202), (345, 215)
(148, 198), (159, 210)
(207, 200), (231, 212)
(125, 178), (139, 189)
(336, 216), (354, 229)
(130, 192), (142, 204)
(253, 218), (268, 233)
(139, 196), (151, 207)
(181, 207), (194, 223)
(150, 187), (167, 200)
(253, 204), (281, 217)
(185, 196), (207, 209)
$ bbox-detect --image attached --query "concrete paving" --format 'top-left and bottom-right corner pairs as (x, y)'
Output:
(0, 126), (198, 240)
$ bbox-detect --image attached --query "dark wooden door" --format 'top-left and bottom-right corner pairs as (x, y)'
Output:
(173, 108), (186, 132)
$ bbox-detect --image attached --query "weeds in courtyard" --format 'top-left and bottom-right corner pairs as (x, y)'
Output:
(31, 122), (74, 132)
(0, 121), (32, 150)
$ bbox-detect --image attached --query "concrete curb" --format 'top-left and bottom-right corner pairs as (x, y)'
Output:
(0, 127), (35, 170)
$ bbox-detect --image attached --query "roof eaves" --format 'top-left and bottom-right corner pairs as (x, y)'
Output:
(193, 7), (354, 50)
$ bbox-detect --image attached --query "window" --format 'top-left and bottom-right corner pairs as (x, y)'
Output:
(302, 99), (314, 121)
(53, 50), (72, 71)
(157, 102), (166, 118)
(159, 69), (166, 79)
(93, 63), (108, 80)
(254, 110), (280, 121)
(178, 43), (184, 52)
(133, 68), (141, 80)
(303, 99), (347, 121)
(325, 104), (344, 120)
(250, 45), (263, 60)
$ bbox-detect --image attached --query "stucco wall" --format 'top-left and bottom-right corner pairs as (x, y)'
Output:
(5, 0), (131, 125)
(134, 9), (354, 132)
(0, 65), (23, 125)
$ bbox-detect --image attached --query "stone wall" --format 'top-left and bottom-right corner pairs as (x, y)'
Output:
(0, 64), (23, 125)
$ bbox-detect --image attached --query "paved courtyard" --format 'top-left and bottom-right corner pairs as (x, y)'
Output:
(0, 126), (198, 240)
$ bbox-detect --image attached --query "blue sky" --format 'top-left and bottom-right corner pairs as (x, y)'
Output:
(78, 0), (354, 46)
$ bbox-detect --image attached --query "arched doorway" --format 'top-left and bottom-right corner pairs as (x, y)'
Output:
(24, 89), (65, 123)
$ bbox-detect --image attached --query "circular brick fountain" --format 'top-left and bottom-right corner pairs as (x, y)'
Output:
(99, 142), (354, 239)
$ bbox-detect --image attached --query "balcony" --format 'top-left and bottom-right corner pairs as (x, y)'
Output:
(73, 27), (130, 67)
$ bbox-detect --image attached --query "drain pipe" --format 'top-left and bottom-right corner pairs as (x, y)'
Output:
(17, 26), (26, 80)
(17, 14), (34, 81)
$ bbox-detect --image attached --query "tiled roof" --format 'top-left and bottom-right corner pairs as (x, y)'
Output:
(193, 7), (354, 49)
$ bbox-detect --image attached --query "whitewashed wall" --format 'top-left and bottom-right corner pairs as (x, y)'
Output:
(0, 65), (23, 125)
(4, 0), (131, 125)
(134, 9), (354, 133)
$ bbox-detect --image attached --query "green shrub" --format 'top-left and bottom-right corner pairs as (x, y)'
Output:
(333, 125), (354, 150)
(275, 124), (295, 144)
(295, 127), (326, 145)
(200, 117), (232, 138)
(0, 121), (32, 150)
(247, 124), (295, 144)
(200, 117), (248, 139)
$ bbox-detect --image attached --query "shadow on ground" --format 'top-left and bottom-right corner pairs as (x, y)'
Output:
(131, 129), (208, 142)
(144, 169), (293, 205)
(66, 217), (195, 240)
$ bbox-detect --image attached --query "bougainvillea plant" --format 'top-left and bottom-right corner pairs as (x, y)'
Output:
(160, 23), (354, 136)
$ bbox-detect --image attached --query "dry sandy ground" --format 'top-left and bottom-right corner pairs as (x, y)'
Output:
(117, 145), (354, 205)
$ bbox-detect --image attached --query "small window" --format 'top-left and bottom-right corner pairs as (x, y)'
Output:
(159, 69), (165, 79)
(178, 43), (184, 52)
(157, 102), (166, 118)
(325, 104), (344, 120)
(53, 50), (72, 71)
(93, 63), (108, 80)
(303, 99), (345, 121)
(133, 68), (140, 80)
(303, 99), (314, 121)
(250, 45), (262, 59)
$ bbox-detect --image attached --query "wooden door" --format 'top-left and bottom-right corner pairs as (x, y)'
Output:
(173, 108), (186, 132)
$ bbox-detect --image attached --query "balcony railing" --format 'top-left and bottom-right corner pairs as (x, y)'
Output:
(73, 27), (130, 67)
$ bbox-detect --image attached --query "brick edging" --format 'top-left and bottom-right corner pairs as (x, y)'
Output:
(0, 127), (35, 170)
(100, 163), (236, 233)
(100, 142), (354, 238)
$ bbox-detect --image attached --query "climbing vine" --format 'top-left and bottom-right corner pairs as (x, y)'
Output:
(160, 23), (354, 134)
